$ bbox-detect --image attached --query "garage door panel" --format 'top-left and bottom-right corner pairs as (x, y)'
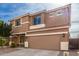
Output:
(28, 35), (61, 50)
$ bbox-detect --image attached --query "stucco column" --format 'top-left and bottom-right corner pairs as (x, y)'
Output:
(9, 36), (12, 46)
(60, 34), (69, 50)
(41, 13), (45, 24)
(24, 36), (28, 48)
(18, 35), (20, 47)
(30, 16), (34, 26)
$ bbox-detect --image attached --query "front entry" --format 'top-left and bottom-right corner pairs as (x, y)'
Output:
(10, 34), (26, 47)
(19, 34), (25, 47)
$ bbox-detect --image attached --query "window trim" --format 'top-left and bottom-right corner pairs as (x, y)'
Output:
(30, 24), (45, 29)
(26, 31), (68, 37)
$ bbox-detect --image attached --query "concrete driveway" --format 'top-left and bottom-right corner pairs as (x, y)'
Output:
(0, 48), (60, 56)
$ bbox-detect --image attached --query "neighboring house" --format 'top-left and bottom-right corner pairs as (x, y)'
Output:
(10, 4), (70, 50)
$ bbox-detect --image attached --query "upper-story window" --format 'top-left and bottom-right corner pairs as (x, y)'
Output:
(15, 19), (21, 26)
(33, 16), (41, 25)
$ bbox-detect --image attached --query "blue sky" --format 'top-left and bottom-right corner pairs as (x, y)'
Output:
(0, 3), (66, 22)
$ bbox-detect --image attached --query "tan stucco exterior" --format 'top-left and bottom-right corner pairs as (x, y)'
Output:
(10, 4), (71, 50)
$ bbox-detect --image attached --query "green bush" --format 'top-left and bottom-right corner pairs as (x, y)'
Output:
(10, 42), (16, 48)
(4, 41), (9, 46)
(0, 37), (9, 46)
(0, 38), (5, 46)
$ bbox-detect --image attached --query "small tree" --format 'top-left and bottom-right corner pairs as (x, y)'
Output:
(0, 20), (4, 36)
(0, 20), (12, 37)
(0, 20), (3, 28)
(0, 19), (12, 46)
(2, 23), (12, 37)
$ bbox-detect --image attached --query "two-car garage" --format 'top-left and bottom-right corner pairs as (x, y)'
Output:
(27, 35), (61, 50)
(26, 27), (69, 50)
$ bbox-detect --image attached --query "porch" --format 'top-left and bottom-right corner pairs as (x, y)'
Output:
(9, 34), (27, 47)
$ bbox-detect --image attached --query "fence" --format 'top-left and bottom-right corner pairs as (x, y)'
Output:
(69, 38), (79, 49)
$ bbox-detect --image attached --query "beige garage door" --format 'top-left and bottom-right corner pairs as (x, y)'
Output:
(27, 35), (61, 50)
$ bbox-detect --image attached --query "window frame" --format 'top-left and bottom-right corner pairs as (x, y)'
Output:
(15, 19), (21, 26)
(32, 16), (41, 25)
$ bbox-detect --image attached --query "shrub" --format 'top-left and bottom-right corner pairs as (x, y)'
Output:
(10, 42), (16, 48)
(0, 38), (5, 46)
(0, 37), (9, 46)
(4, 41), (9, 46)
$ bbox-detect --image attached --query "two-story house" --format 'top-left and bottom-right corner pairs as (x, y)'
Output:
(10, 4), (70, 50)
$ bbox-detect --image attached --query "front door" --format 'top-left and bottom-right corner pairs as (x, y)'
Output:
(20, 34), (25, 47)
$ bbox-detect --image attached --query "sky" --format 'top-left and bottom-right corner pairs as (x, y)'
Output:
(0, 3), (66, 22)
(69, 4), (79, 38)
